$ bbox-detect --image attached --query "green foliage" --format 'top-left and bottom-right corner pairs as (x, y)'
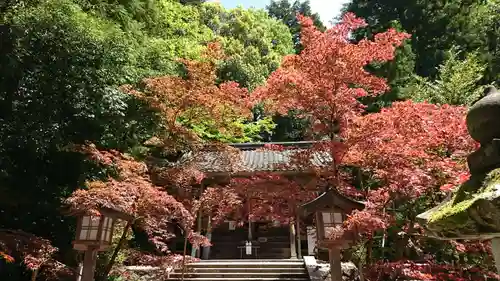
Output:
(402, 47), (487, 106)
(75, 0), (216, 77)
(343, 0), (498, 83)
(200, 4), (294, 90)
(266, 0), (325, 53)
(270, 111), (310, 142)
(361, 20), (417, 112)
(184, 117), (276, 143)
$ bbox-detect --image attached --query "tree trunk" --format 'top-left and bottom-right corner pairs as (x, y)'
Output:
(31, 268), (38, 281)
(99, 221), (132, 281)
(365, 237), (373, 266)
(296, 214), (302, 259)
(192, 184), (205, 257)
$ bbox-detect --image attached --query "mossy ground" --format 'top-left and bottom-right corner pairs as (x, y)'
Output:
(427, 168), (500, 237)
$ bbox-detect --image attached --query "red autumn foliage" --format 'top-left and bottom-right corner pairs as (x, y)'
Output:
(65, 143), (208, 253)
(343, 101), (476, 231)
(253, 13), (410, 138)
(253, 12), (411, 231)
(121, 42), (252, 153)
(253, 12), (489, 280)
(194, 186), (241, 226)
(63, 42), (253, 271)
(345, 102), (474, 198)
(0, 230), (73, 279)
(66, 142), (243, 267)
(367, 260), (500, 281)
(229, 172), (319, 223)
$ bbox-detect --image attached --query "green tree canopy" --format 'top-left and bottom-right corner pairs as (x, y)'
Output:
(343, 0), (498, 83)
(266, 0), (325, 53)
(200, 3), (294, 90)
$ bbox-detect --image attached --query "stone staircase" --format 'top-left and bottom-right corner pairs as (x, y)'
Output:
(168, 259), (310, 281)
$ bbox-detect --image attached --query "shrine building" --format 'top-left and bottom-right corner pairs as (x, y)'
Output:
(180, 141), (364, 261)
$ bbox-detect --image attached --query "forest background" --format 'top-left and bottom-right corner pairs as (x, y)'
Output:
(0, 0), (499, 280)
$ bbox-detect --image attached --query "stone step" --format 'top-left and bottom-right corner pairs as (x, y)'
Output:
(211, 239), (290, 244)
(188, 259), (303, 263)
(169, 259), (308, 281)
(186, 260), (304, 268)
(211, 241), (290, 245)
(182, 267), (307, 273)
(169, 277), (309, 281)
(169, 272), (308, 278)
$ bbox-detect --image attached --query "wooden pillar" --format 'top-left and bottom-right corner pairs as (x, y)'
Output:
(329, 248), (342, 281)
(202, 216), (212, 260)
(192, 210), (202, 257)
(289, 221), (297, 259)
(491, 238), (500, 273)
(296, 214), (302, 259)
(247, 197), (252, 241)
(248, 220), (253, 240)
(81, 247), (98, 281)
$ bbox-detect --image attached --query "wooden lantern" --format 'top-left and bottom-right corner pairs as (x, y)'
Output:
(72, 207), (134, 281)
(300, 187), (364, 248)
(73, 214), (116, 251)
(300, 188), (364, 281)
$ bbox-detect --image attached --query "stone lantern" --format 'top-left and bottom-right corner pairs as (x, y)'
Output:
(300, 188), (364, 281)
(417, 86), (500, 273)
(73, 207), (134, 281)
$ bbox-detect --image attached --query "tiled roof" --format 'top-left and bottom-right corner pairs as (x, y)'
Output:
(193, 142), (333, 173)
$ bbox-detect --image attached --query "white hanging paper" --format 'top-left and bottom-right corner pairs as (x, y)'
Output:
(245, 241), (252, 255)
(228, 221), (236, 230)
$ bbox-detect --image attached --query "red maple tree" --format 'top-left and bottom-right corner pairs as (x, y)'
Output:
(0, 230), (73, 280)
(121, 42), (252, 153)
(253, 13), (410, 139)
(344, 101), (476, 229)
(253, 11), (411, 234)
(253, 12), (494, 280)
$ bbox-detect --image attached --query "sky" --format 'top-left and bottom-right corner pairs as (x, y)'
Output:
(215, 0), (350, 27)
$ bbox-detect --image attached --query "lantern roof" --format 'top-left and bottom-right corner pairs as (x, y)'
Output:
(299, 187), (364, 216)
(99, 206), (135, 221)
(72, 206), (135, 222)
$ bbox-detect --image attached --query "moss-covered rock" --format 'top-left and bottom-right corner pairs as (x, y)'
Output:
(421, 168), (500, 238)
